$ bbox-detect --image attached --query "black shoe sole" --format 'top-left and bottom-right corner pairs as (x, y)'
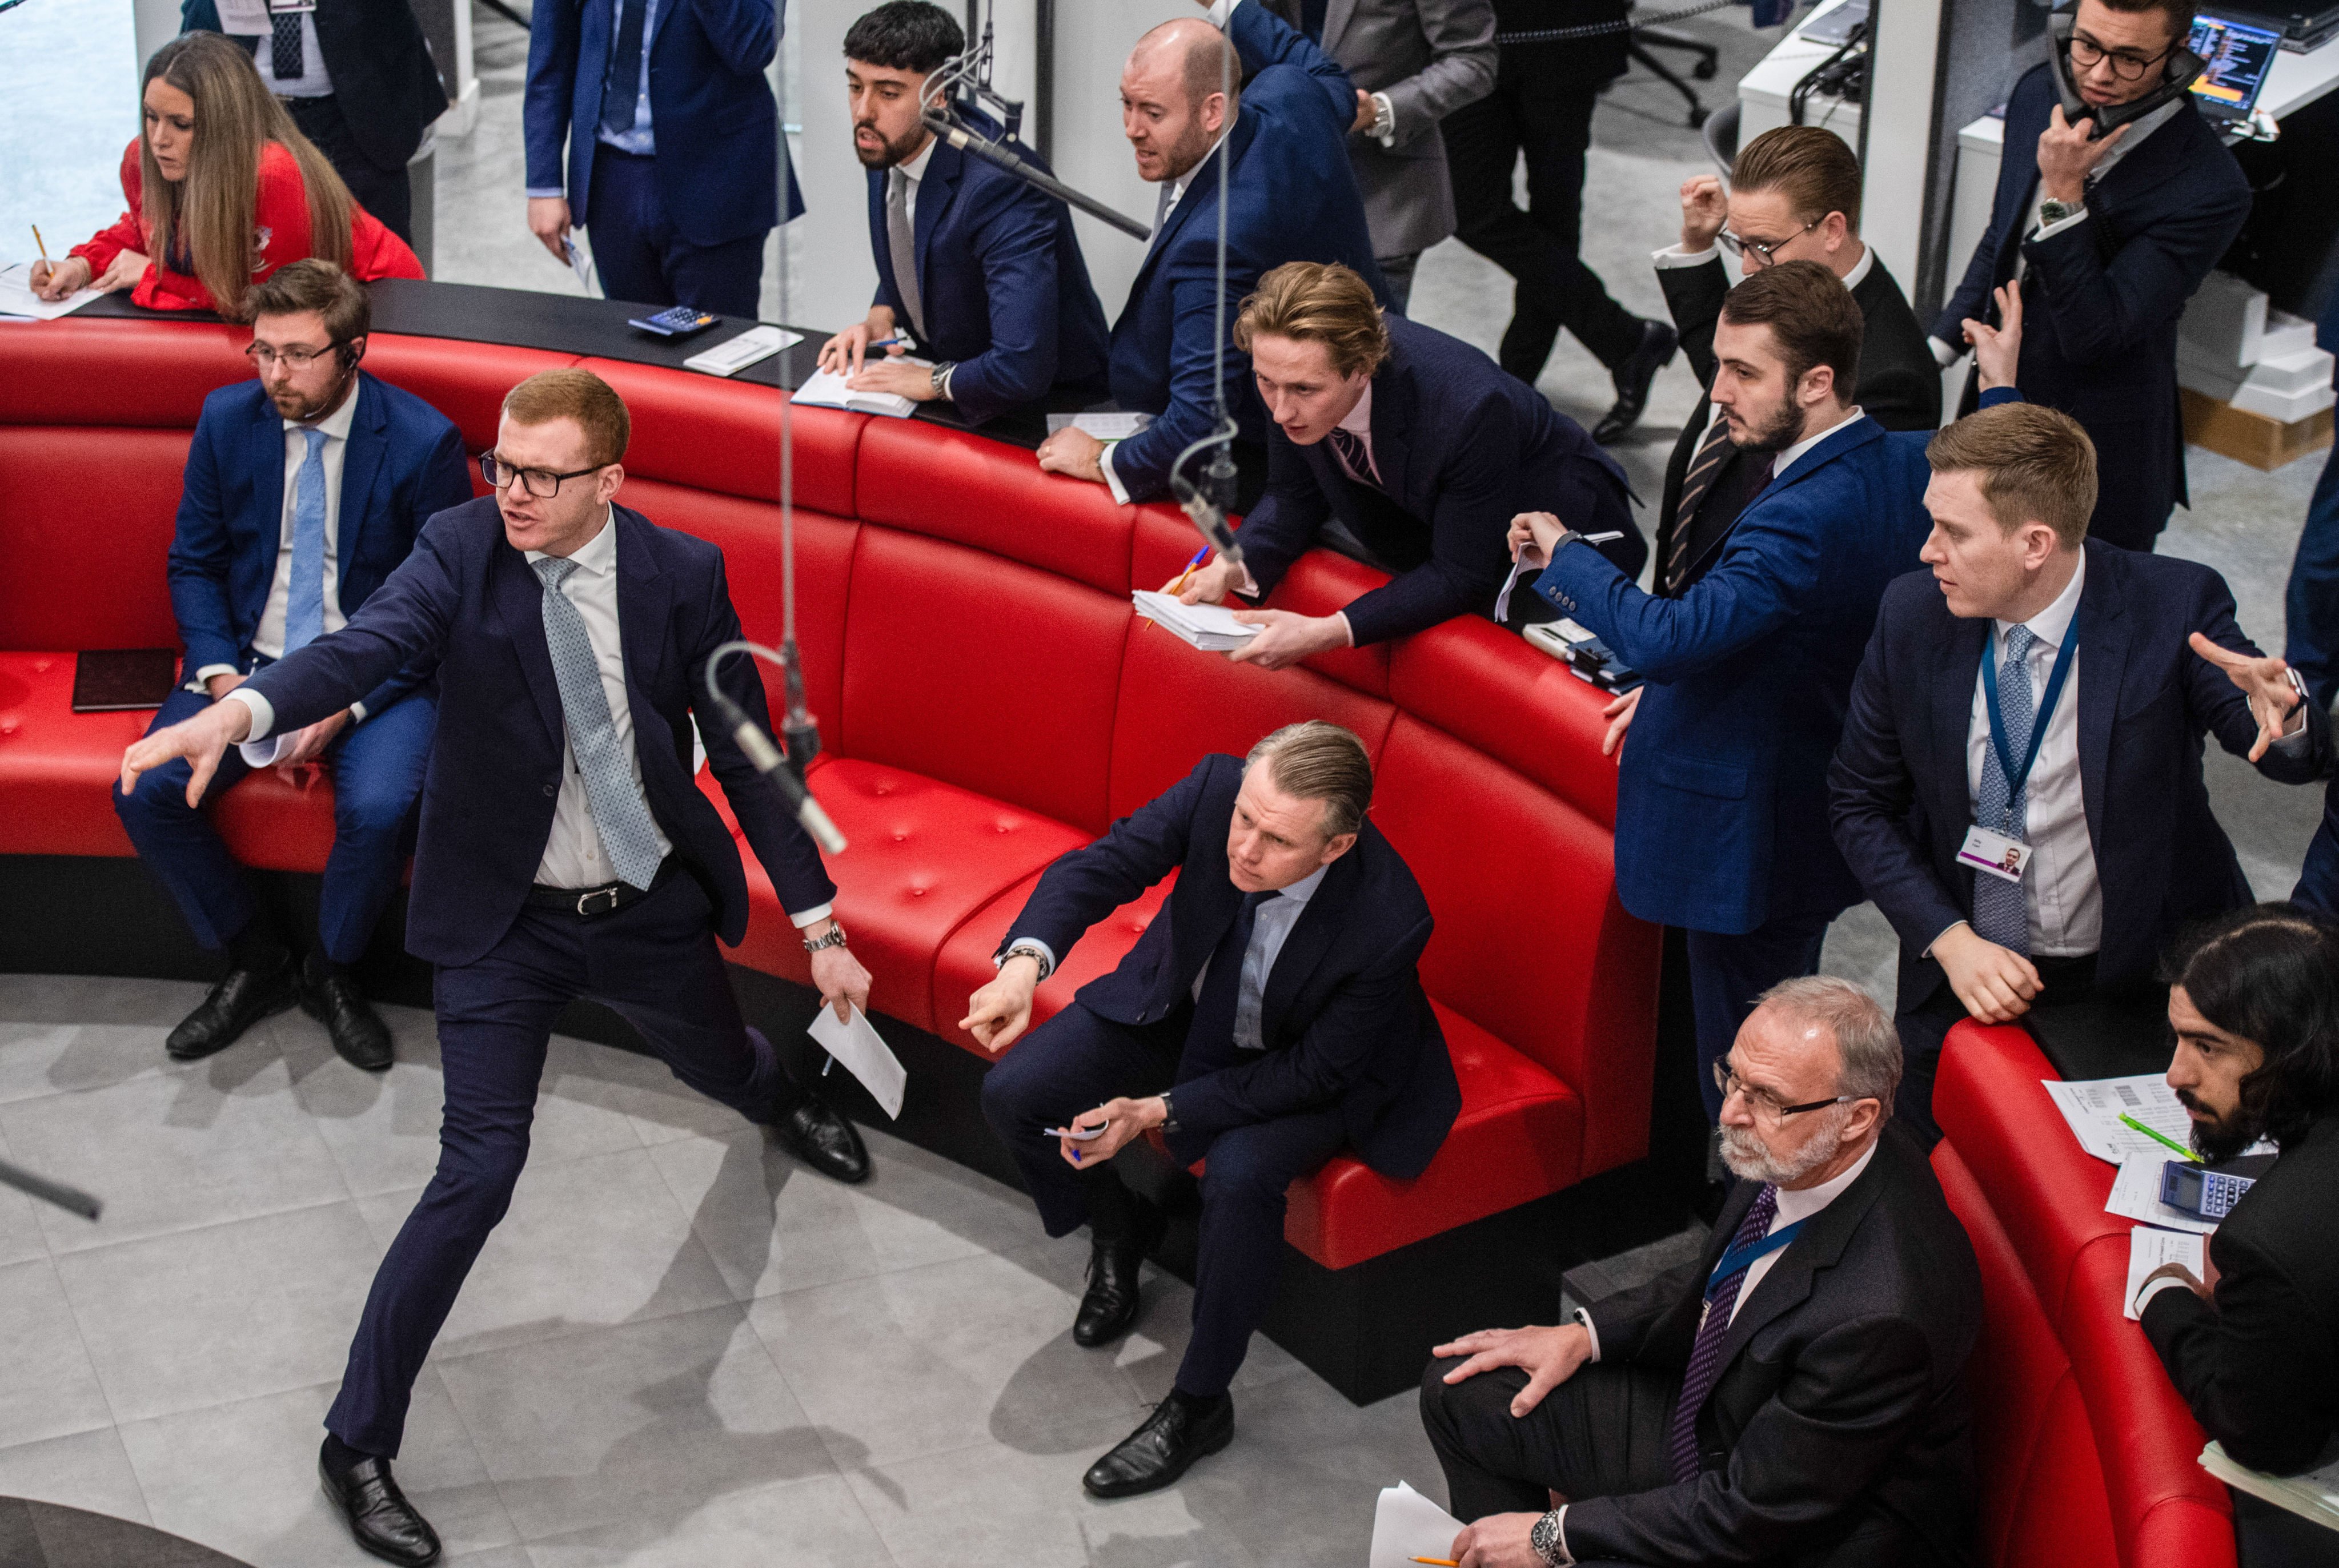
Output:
(1081, 1417), (1235, 1498)
(165, 989), (297, 1062)
(318, 1474), (442, 1567)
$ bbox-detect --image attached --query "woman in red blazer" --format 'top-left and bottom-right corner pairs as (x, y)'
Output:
(31, 31), (420, 319)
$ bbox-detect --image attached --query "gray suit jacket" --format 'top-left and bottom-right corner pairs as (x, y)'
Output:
(1260, 0), (1496, 258)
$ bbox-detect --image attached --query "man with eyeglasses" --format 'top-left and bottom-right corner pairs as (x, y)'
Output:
(1932, 0), (2250, 553)
(114, 259), (470, 1070)
(1422, 975), (1983, 1568)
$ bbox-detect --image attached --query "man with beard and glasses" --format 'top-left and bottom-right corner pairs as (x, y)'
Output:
(1421, 977), (1983, 1568)
(815, 2), (1110, 425)
(1509, 262), (2023, 1195)
(2136, 905), (2339, 1566)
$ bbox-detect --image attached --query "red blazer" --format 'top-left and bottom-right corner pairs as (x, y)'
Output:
(70, 139), (422, 312)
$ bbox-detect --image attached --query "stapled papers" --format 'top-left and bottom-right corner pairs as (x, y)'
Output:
(2043, 1075), (2203, 1165)
(1132, 590), (1260, 652)
(809, 1003), (906, 1120)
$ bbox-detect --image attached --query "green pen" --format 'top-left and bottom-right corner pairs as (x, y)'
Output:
(2120, 1112), (2200, 1163)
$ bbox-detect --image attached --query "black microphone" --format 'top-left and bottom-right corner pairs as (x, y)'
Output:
(1169, 468), (1245, 569)
(920, 108), (1153, 241)
(702, 644), (848, 854)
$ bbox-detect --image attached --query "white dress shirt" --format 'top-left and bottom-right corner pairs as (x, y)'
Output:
(241, 11), (333, 98)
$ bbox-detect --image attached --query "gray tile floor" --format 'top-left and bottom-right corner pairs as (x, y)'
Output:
(0, 974), (1445, 1567)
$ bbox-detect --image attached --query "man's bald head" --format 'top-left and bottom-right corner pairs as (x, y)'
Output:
(1120, 17), (1238, 184)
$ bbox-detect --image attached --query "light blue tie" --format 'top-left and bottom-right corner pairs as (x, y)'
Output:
(532, 556), (666, 890)
(283, 427), (329, 653)
(1972, 624), (2037, 954)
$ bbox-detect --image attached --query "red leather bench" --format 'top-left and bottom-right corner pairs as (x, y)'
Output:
(1932, 1020), (2236, 1568)
(0, 314), (1660, 1286)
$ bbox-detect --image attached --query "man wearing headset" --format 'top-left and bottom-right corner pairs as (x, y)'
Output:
(113, 259), (472, 1072)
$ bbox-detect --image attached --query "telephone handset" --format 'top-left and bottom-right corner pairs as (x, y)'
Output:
(2047, 6), (2207, 140)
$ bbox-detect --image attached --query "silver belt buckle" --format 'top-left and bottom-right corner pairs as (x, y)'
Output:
(576, 886), (623, 917)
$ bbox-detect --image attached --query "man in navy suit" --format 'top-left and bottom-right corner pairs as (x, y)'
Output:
(1034, 1), (1386, 508)
(114, 262), (470, 1072)
(1173, 260), (1635, 670)
(1932, 0), (2250, 552)
(813, 2), (1111, 426)
(1518, 263), (2027, 1151)
(119, 368), (875, 1566)
(1830, 401), (2327, 1144)
(962, 723), (1458, 1497)
(524, 0), (797, 317)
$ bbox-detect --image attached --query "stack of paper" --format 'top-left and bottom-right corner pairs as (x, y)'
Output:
(684, 325), (802, 378)
(2200, 1441), (2339, 1532)
(2124, 1226), (2208, 1318)
(1370, 1481), (1463, 1568)
(1132, 590), (1260, 652)
(0, 262), (104, 321)
(790, 360), (931, 418)
(2107, 1156), (2220, 1236)
(1045, 411), (1154, 439)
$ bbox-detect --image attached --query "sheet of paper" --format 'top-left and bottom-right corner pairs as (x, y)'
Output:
(2042, 1075), (2201, 1165)
(1370, 1481), (1464, 1568)
(2124, 1225), (2207, 1318)
(2107, 1156), (2219, 1238)
(0, 263), (106, 321)
(1494, 556), (1531, 625)
(1132, 590), (1258, 640)
(238, 733), (298, 769)
(1045, 411), (1154, 440)
(684, 324), (802, 377)
(2200, 1441), (2339, 1530)
(561, 236), (596, 296)
(808, 1003), (906, 1120)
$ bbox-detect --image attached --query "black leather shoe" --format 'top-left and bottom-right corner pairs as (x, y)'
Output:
(772, 1092), (872, 1184)
(166, 963), (296, 1062)
(1073, 1200), (1167, 1349)
(1082, 1392), (1235, 1498)
(319, 1445), (441, 1566)
(1591, 318), (1679, 444)
(303, 971), (394, 1072)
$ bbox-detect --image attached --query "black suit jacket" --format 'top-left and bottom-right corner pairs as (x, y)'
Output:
(2143, 1112), (2339, 1475)
(1935, 64), (2252, 550)
(242, 498), (836, 966)
(1235, 312), (1636, 645)
(999, 754), (1460, 1179)
(1828, 540), (2329, 1014)
(185, 0), (449, 171)
(1654, 252), (1940, 593)
(1570, 1127), (1983, 1567)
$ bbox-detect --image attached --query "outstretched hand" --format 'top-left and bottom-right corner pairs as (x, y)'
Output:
(119, 697), (254, 809)
(2190, 632), (2304, 762)
(1964, 282), (2024, 390)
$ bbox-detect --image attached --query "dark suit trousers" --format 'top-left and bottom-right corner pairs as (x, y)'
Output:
(587, 147), (763, 319)
(114, 684), (434, 965)
(2283, 436), (2339, 710)
(1685, 909), (1838, 1122)
(325, 871), (787, 1456)
(285, 95), (414, 247)
(1419, 1355), (1677, 1527)
(1442, 42), (1642, 380)
(979, 1002), (1347, 1400)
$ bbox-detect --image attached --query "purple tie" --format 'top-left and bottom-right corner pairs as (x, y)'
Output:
(1666, 1183), (1778, 1483)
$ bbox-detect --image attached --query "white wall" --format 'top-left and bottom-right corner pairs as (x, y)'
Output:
(1861, 0), (1944, 303)
(0, 0), (144, 267)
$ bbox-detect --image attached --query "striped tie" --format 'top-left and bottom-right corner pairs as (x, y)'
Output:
(1328, 426), (1378, 490)
(1666, 1182), (1778, 1483)
(1665, 415), (1737, 593)
(1971, 626), (2039, 953)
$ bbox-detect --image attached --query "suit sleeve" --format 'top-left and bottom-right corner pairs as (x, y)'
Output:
(1931, 85), (2032, 344)
(1097, 254), (1251, 502)
(1374, 0), (1497, 134)
(243, 510), (464, 735)
(2143, 1230), (2339, 1475)
(1857, 339), (1947, 434)
(1002, 761), (1213, 964)
(1660, 256), (1730, 389)
(166, 413), (243, 682)
(1566, 1313), (1949, 1565)
(1170, 908), (1436, 1135)
(1226, 0), (1359, 126)
(1230, 435), (1333, 601)
(1586, 1256), (1705, 1368)
(935, 183), (1065, 427)
(354, 421), (474, 721)
(683, 0), (778, 78)
(2183, 572), (2333, 785)
(524, 0), (581, 196)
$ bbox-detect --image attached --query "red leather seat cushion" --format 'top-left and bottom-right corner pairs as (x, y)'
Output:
(212, 763), (340, 873)
(1138, 506), (1398, 698)
(0, 654), (147, 856)
(580, 358), (860, 518)
(930, 870), (1171, 1055)
(724, 758), (1086, 1031)
(0, 429), (187, 651)
(0, 319), (248, 427)
(363, 336), (584, 453)
(858, 419), (1133, 595)
(1390, 615), (1620, 832)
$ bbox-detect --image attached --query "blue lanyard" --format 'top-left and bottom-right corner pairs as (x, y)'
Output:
(1704, 1217), (1807, 1301)
(1979, 605), (2082, 829)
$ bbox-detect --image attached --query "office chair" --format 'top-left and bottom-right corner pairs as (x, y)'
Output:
(1631, 27), (1721, 127)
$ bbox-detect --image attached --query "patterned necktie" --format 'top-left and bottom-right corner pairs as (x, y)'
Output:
(532, 556), (666, 890)
(271, 9), (303, 81)
(1972, 625), (2039, 952)
(1667, 1182), (1779, 1483)
(1190, 890), (1278, 1063)
(887, 168), (926, 341)
(1665, 417), (1739, 593)
(1327, 426), (1378, 490)
(599, 0), (649, 136)
(283, 428), (329, 653)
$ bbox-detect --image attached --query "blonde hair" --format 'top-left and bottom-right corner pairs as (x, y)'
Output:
(1924, 403), (2097, 548)
(1244, 721), (1374, 841)
(139, 32), (356, 320)
(1233, 262), (1390, 381)
(503, 369), (632, 468)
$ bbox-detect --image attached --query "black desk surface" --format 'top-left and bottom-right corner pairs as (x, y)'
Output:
(81, 278), (1069, 451)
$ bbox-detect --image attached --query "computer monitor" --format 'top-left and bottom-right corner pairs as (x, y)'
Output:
(2187, 11), (2285, 121)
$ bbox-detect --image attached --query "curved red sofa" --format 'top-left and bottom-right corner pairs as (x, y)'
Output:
(1931, 1019), (2236, 1568)
(0, 313), (1660, 1281)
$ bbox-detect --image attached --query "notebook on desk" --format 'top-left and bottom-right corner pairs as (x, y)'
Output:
(789, 361), (930, 418)
(71, 649), (178, 712)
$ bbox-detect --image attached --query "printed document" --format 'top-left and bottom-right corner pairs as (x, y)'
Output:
(2108, 1160), (2218, 1238)
(1132, 590), (1260, 652)
(2124, 1226), (2208, 1319)
(1370, 1481), (1464, 1568)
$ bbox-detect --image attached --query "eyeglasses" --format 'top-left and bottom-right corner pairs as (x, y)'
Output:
(1712, 1060), (1857, 1123)
(479, 453), (605, 498)
(245, 342), (340, 369)
(1716, 218), (1821, 268)
(2064, 32), (2177, 81)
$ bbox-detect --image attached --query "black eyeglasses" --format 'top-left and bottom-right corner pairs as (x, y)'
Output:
(1712, 1060), (1857, 1123)
(479, 453), (604, 499)
(2065, 32), (2177, 81)
(245, 342), (340, 369)
(1717, 218), (1821, 268)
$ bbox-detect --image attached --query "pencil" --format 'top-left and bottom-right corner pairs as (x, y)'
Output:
(2120, 1112), (2200, 1163)
(31, 225), (47, 260)
(1141, 545), (1213, 633)
(1410, 1558), (1460, 1566)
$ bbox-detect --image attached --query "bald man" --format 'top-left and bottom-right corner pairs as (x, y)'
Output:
(1034, 0), (1385, 509)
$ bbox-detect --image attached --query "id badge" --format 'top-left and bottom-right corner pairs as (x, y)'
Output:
(267, 0), (318, 15)
(1957, 825), (2032, 884)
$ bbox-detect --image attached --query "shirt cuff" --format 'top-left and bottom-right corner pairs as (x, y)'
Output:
(2135, 1274), (2196, 1315)
(1334, 610), (1355, 647)
(191, 663), (238, 694)
(348, 701), (368, 726)
(1001, 938), (1057, 979)
(1652, 242), (1723, 270)
(1574, 1305), (1601, 1362)
(788, 902), (836, 930)
(1233, 560), (1261, 598)
(1098, 441), (1133, 506)
(1550, 1505), (1574, 1565)
(525, 186), (567, 200)
(222, 685), (275, 743)
(2032, 207), (2089, 243)
(1370, 90), (1395, 146)
(1930, 336), (1964, 368)
(2277, 698), (2312, 743)
(1208, 0), (1239, 24)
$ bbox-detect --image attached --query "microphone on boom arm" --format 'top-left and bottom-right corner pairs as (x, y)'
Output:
(701, 641), (848, 854)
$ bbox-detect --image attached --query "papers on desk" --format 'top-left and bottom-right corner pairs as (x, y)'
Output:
(808, 1003), (906, 1120)
(1045, 411), (1154, 440)
(790, 361), (931, 419)
(683, 325), (801, 378)
(2108, 1156), (2220, 1236)
(2124, 1226), (2208, 1318)
(2200, 1441), (2339, 1533)
(2043, 1074), (2201, 1165)
(0, 262), (105, 321)
(1131, 590), (1260, 652)
(1370, 1481), (1463, 1568)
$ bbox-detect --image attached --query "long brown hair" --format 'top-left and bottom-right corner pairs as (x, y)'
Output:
(138, 32), (357, 319)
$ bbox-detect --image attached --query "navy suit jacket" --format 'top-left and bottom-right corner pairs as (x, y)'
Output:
(1236, 312), (1636, 646)
(167, 372), (470, 719)
(1105, 1), (1386, 502)
(524, 0), (799, 250)
(865, 111), (1110, 427)
(1536, 405), (1959, 935)
(1000, 755), (1459, 1180)
(182, 0), (449, 171)
(241, 497), (836, 966)
(1831, 538), (2330, 1011)
(1935, 63), (2250, 548)
(2294, 777), (2339, 918)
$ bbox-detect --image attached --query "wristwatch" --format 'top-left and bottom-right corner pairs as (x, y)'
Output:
(1000, 939), (1054, 980)
(802, 920), (850, 955)
(1156, 1090), (1179, 1135)
(1530, 1509), (1568, 1565)
(2037, 198), (2085, 228)
(1546, 526), (1587, 557)
(928, 361), (956, 399)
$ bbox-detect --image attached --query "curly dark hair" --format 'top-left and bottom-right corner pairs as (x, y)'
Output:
(842, 1), (964, 74)
(2162, 902), (2339, 1152)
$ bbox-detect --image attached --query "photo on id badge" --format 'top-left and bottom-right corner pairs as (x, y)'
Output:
(1958, 825), (2031, 883)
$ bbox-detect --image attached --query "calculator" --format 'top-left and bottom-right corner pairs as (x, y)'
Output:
(627, 305), (721, 339)
(2159, 1160), (2257, 1220)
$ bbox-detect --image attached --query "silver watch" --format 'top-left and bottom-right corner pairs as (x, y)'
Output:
(1530, 1509), (1567, 1565)
(802, 921), (849, 954)
(928, 360), (956, 397)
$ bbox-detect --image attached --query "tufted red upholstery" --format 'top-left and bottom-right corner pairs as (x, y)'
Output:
(0, 316), (1662, 1275)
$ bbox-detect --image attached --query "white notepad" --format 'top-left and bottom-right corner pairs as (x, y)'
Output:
(1132, 590), (1261, 652)
(790, 361), (931, 419)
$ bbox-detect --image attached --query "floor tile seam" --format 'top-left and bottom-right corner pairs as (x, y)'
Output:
(43, 1188), (356, 1264)
(15, 1247), (139, 1459)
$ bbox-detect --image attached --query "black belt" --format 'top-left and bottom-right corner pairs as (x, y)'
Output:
(526, 856), (675, 918)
